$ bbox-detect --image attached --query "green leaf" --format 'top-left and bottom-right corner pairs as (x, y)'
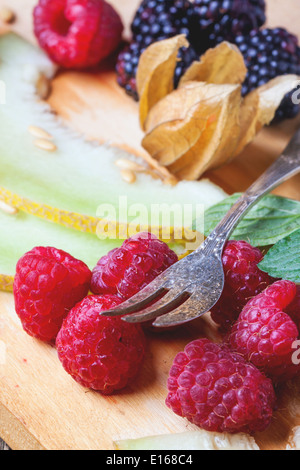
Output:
(258, 229), (300, 282)
(200, 193), (300, 247)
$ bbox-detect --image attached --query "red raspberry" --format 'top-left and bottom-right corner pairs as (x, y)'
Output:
(228, 280), (300, 382)
(285, 285), (300, 329)
(166, 338), (275, 434)
(90, 232), (178, 300)
(210, 240), (275, 331)
(13, 247), (91, 343)
(56, 295), (146, 394)
(33, 0), (124, 69)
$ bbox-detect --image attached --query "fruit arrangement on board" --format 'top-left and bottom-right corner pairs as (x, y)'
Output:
(0, 0), (300, 451)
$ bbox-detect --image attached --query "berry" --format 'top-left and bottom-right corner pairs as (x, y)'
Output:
(234, 28), (300, 120)
(90, 232), (178, 300)
(13, 246), (91, 343)
(190, 0), (266, 54)
(286, 285), (300, 330)
(56, 295), (146, 394)
(131, 0), (193, 48)
(116, 0), (198, 99)
(33, 0), (124, 69)
(210, 240), (275, 331)
(228, 280), (300, 382)
(174, 46), (200, 87)
(116, 42), (144, 101)
(166, 338), (275, 434)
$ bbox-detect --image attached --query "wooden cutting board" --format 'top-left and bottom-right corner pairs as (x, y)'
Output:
(0, 0), (300, 451)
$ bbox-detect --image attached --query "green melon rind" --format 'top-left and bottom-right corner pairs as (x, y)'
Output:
(0, 208), (123, 292)
(113, 430), (260, 450)
(0, 33), (227, 240)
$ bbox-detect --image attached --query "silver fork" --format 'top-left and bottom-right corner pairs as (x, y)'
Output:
(103, 129), (300, 328)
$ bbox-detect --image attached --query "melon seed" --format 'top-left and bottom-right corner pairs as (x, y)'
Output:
(34, 139), (57, 152)
(29, 125), (53, 141)
(0, 200), (18, 215)
(121, 169), (136, 184)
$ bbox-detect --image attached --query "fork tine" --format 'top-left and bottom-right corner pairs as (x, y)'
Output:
(100, 281), (168, 317)
(122, 288), (191, 324)
(152, 290), (212, 328)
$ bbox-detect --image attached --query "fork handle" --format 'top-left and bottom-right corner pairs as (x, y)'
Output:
(201, 129), (300, 253)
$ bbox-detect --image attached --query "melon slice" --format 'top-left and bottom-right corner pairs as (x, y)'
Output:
(113, 430), (260, 451)
(0, 34), (227, 240)
(0, 208), (122, 292)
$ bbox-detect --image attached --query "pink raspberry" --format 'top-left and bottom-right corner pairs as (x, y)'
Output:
(90, 232), (178, 300)
(285, 285), (300, 329)
(13, 247), (91, 343)
(228, 280), (300, 382)
(33, 0), (124, 69)
(166, 338), (275, 434)
(211, 240), (275, 331)
(56, 295), (146, 394)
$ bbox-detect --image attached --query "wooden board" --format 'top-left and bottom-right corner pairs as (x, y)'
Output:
(0, 0), (300, 451)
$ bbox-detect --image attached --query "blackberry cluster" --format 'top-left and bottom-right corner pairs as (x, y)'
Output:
(116, 0), (300, 121)
(190, 0), (266, 54)
(116, 0), (266, 101)
(116, 0), (197, 100)
(131, 0), (193, 47)
(234, 28), (300, 120)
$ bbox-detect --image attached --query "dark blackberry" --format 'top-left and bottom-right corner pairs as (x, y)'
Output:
(131, 0), (193, 48)
(116, 42), (199, 101)
(235, 28), (300, 121)
(116, 42), (143, 100)
(116, 0), (195, 99)
(190, 0), (266, 54)
(174, 45), (200, 87)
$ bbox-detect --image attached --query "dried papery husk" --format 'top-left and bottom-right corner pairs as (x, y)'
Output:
(142, 83), (241, 178)
(167, 85), (241, 180)
(234, 74), (300, 157)
(137, 34), (188, 130)
(144, 81), (232, 133)
(179, 41), (247, 87)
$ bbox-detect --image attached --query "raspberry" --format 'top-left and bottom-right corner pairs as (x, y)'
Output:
(33, 0), (124, 69)
(56, 295), (146, 394)
(286, 285), (300, 330)
(90, 232), (178, 300)
(13, 246), (91, 343)
(228, 280), (300, 382)
(166, 338), (275, 434)
(210, 240), (275, 331)
(234, 28), (300, 121)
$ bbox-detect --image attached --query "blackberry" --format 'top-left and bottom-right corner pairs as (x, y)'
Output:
(235, 28), (300, 121)
(116, 41), (199, 101)
(190, 0), (266, 54)
(116, 0), (196, 99)
(174, 45), (200, 87)
(131, 0), (193, 48)
(116, 42), (143, 101)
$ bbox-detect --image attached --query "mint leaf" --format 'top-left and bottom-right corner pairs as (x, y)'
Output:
(258, 229), (300, 282)
(200, 193), (300, 247)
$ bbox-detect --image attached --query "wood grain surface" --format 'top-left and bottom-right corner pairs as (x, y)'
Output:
(0, 0), (300, 451)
